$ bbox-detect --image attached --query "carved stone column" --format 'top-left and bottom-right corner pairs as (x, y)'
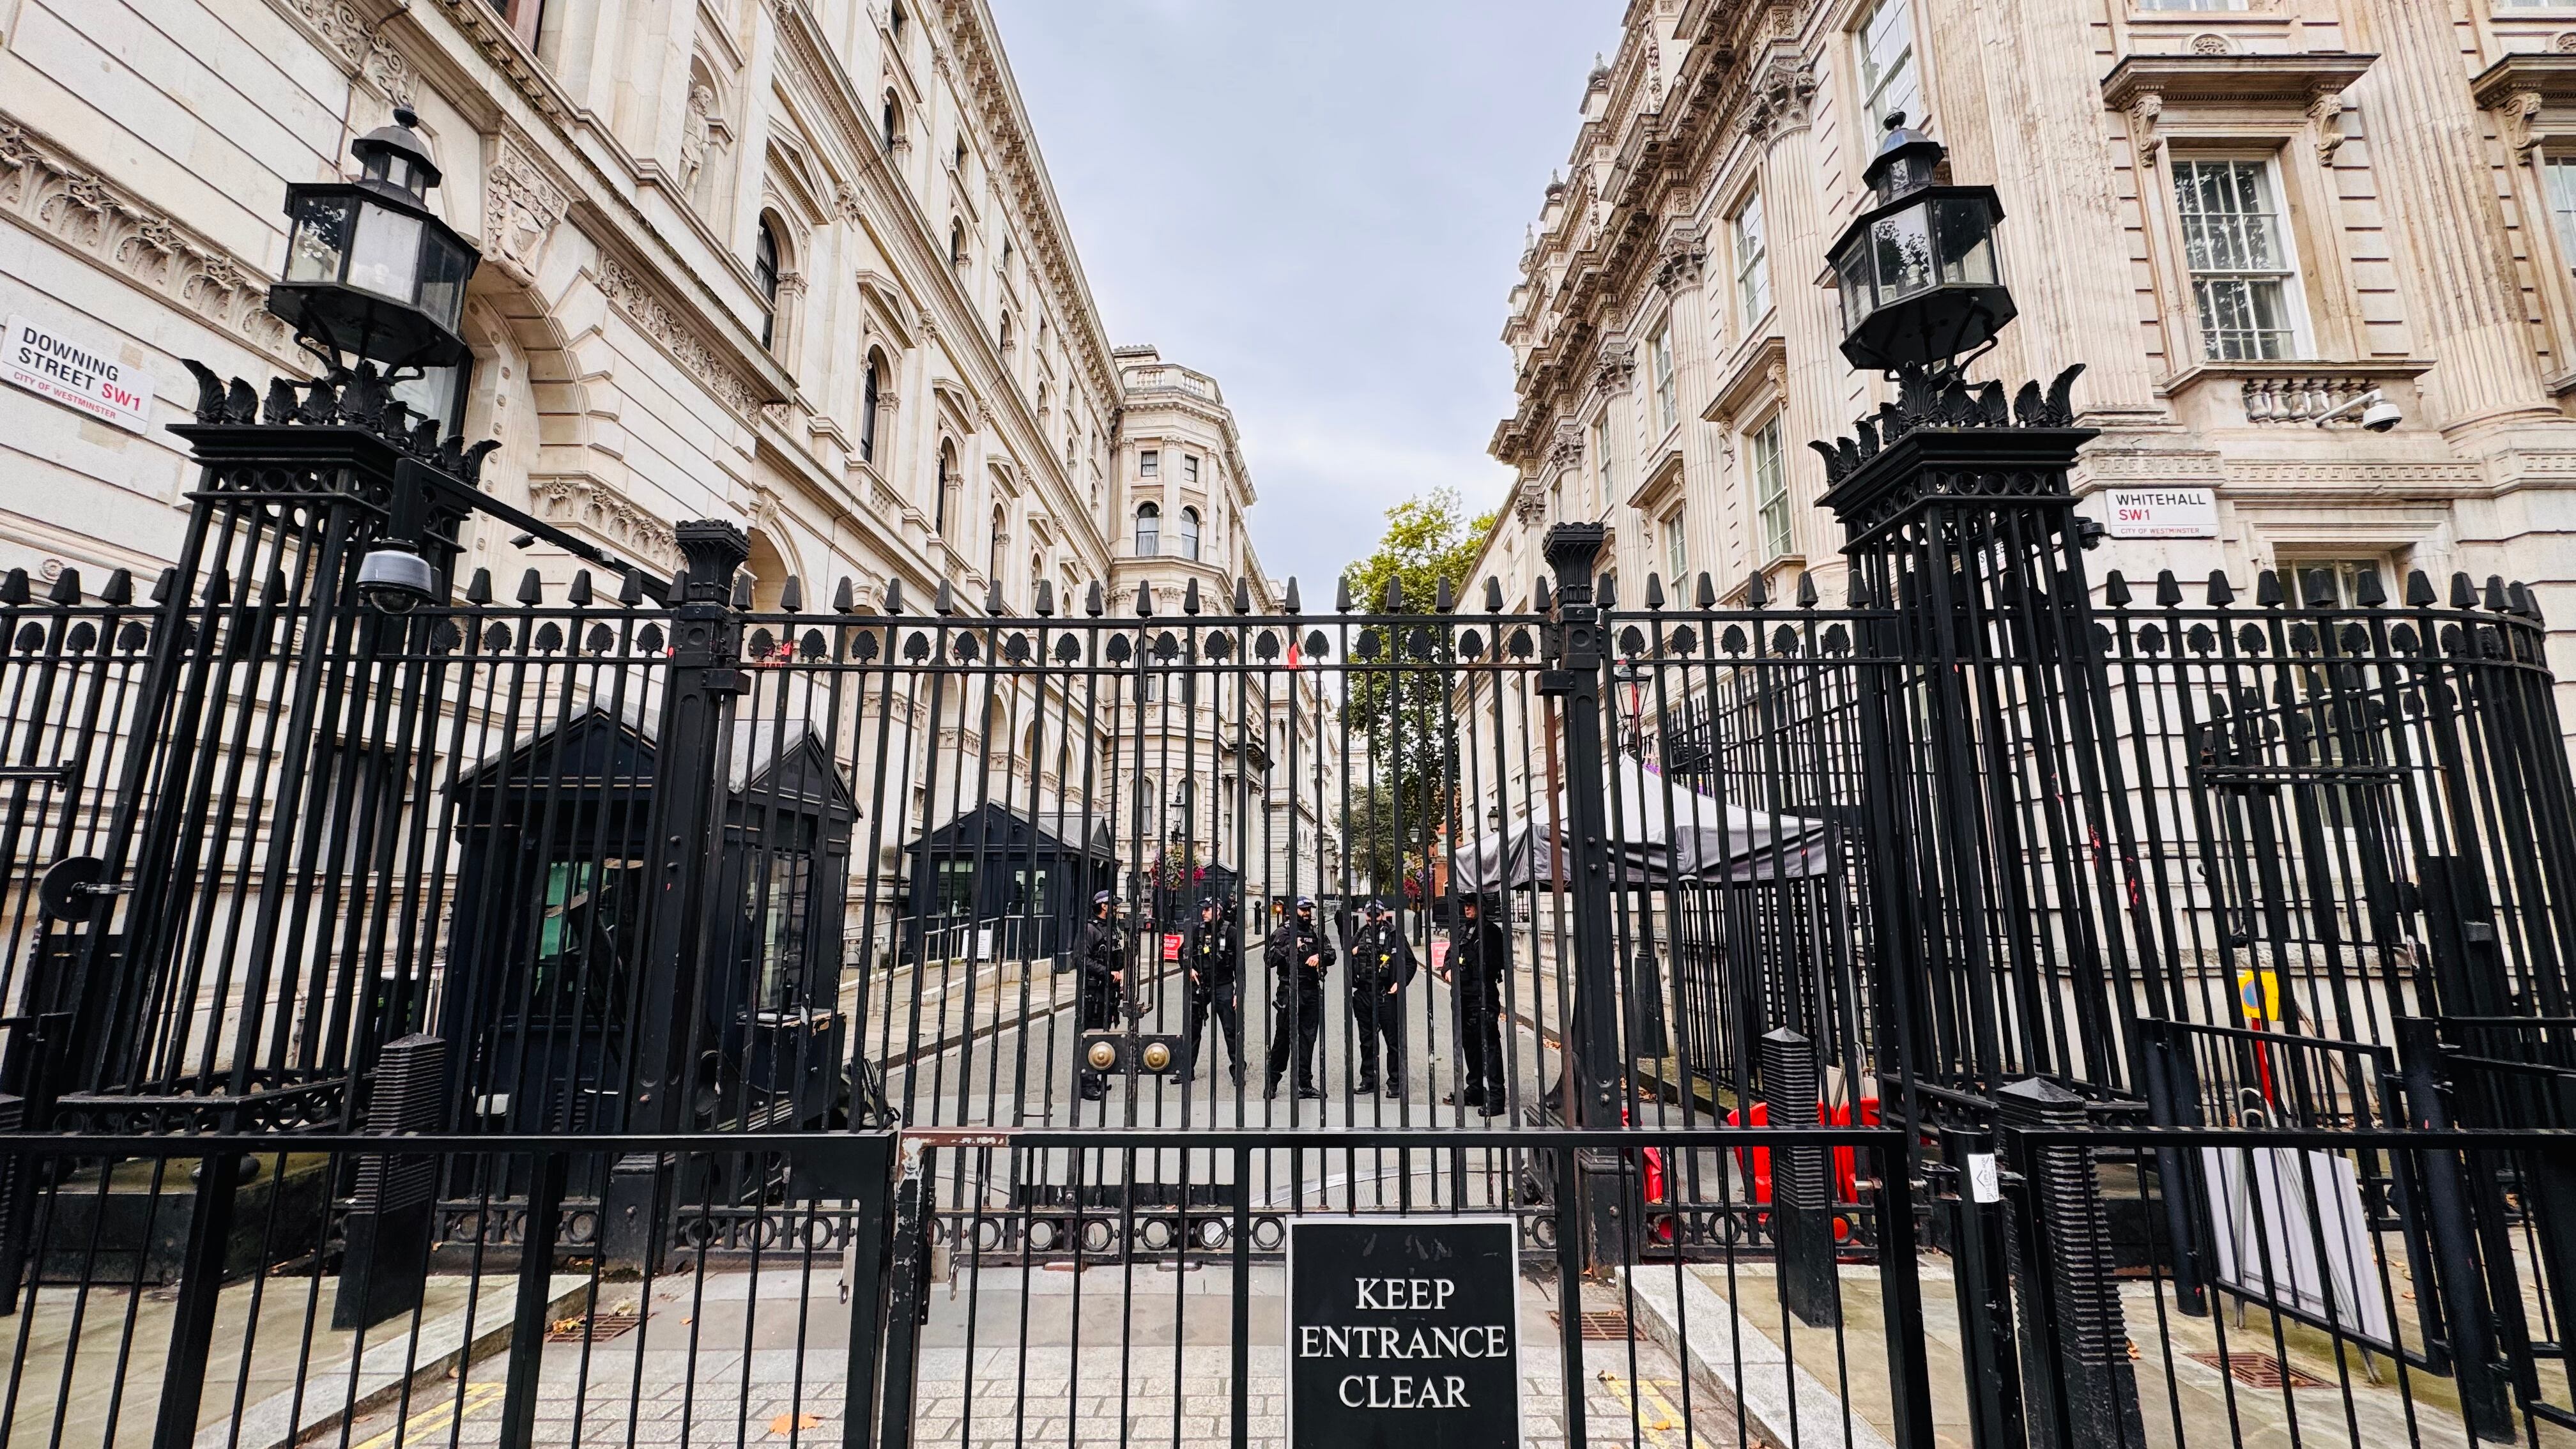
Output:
(1751, 57), (1843, 561)
(2352, 0), (2556, 432)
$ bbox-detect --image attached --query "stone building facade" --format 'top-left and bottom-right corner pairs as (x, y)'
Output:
(1108, 346), (1340, 910)
(1477, 0), (2576, 710)
(0, 0), (1319, 953)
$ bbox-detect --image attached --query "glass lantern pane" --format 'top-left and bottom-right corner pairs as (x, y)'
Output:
(284, 194), (353, 283)
(417, 232), (471, 330)
(1872, 205), (1935, 302)
(1837, 247), (1872, 325)
(346, 202), (425, 302)
(1935, 199), (1998, 284)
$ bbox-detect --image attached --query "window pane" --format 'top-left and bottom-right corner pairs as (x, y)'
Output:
(2547, 157), (2576, 266)
(1857, 0), (1920, 126)
(285, 194), (352, 283)
(1735, 194), (1772, 321)
(346, 203), (423, 301)
(1752, 418), (1790, 560)
(2172, 159), (2298, 360)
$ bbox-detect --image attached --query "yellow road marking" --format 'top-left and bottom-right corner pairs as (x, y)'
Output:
(351, 1379), (507, 1449)
(1595, 1370), (1714, 1448)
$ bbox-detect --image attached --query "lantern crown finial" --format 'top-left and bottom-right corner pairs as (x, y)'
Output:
(1828, 112), (2016, 375)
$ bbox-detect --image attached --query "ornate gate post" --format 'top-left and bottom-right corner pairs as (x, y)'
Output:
(605, 521), (749, 1269)
(1540, 521), (1636, 1269)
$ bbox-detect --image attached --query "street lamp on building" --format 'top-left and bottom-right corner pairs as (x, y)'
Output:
(1825, 114), (2014, 376)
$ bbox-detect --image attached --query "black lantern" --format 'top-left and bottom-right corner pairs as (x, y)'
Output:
(1825, 114), (2015, 375)
(267, 106), (479, 372)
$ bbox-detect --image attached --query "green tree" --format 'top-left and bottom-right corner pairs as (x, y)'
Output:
(1339, 489), (1496, 871)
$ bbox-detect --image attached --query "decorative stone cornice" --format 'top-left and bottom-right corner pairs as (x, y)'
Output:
(483, 135), (569, 281)
(595, 256), (762, 418)
(265, 0), (417, 105)
(1655, 223), (1708, 291)
(0, 113), (297, 368)
(532, 473), (680, 569)
(1547, 420), (1586, 473)
(2472, 54), (2576, 159)
(2100, 52), (2376, 167)
(1595, 338), (1637, 395)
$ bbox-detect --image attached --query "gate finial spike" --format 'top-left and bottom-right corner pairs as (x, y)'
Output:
(1436, 577), (1453, 613)
(883, 577), (905, 615)
(2450, 572), (2477, 609)
(47, 569), (80, 604)
(987, 578), (1007, 615)
(468, 568), (494, 605)
(1035, 579), (1056, 617)
(1336, 576), (1354, 613)
(780, 576), (802, 611)
(1797, 571), (1819, 610)
(1699, 572), (1718, 610)
(1184, 578), (1202, 615)
(1595, 573), (1616, 608)
(1137, 583), (1154, 617)
(620, 569), (645, 607)
(834, 577), (858, 614)
(150, 568), (177, 604)
(1644, 572), (1664, 610)
(102, 569), (132, 607)
(1484, 576), (1506, 613)
(2354, 569), (2387, 608)
(2102, 571), (2129, 608)
(1381, 576), (1404, 612)
(730, 572), (753, 610)
(1085, 580), (1105, 617)
(2156, 570), (2183, 607)
(1533, 575), (1552, 613)
(2204, 571), (2234, 607)
(567, 570), (594, 606)
(1745, 571), (1770, 609)
(2485, 575), (2511, 612)
(2301, 569), (2336, 609)
(2255, 570), (2283, 608)
(1234, 577), (1254, 615)
(2404, 570), (2434, 607)
(521, 569), (547, 606)
(933, 579), (955, 616)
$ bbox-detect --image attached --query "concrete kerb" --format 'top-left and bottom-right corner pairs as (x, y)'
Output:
(1622, 1266), (1895, 1449)
(195, 1276), (591, 1449)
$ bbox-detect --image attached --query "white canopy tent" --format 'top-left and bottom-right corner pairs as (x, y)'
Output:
(1448, 755), (1831, 893)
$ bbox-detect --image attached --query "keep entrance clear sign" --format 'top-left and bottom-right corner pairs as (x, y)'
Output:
(1286, 1216), (1521, 1447)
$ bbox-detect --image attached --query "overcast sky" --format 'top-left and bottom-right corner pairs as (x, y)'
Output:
(985, 0), (1625, 594)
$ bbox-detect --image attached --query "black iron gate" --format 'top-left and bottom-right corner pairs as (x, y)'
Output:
(4, 356), (2576, 1446)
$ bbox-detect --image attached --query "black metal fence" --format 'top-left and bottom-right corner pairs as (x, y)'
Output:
(2, 358), (2575, 1445)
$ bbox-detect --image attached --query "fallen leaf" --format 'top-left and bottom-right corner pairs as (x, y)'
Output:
(767, 1412), (824, 1436)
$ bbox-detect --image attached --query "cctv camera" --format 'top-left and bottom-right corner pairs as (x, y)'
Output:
(2361, 396), (2402, 433)
(355, 542), (437, 613)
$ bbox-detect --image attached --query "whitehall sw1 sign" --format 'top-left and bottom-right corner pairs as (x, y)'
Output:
(4, 316), (155, 434)
(1285, 1216), (1521, 1448)
(2101, 486), (2218, 539)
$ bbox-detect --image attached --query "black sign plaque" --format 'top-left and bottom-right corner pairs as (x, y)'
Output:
(1284, 1215), (1521, 1448)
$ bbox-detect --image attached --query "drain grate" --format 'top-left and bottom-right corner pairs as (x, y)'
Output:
(547, 1312), (644, 1344)
(2188, 1350), (2326, 1390)
(1552, 1310), (1632, 1342)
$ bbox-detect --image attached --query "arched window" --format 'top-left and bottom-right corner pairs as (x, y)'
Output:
(753, 218), (781, 350)
(1134, 502), (1160, 556)
(988, 505), (1007, 587)
(860, 353), (882, 464)
(935, 441), (956, 535)
(1177, 507), (1201, 562)
(949, 219), (967, 269)
(890, 1), (907, 43)
(882, 91), (902, 148)
(999, 313), (1014, 353)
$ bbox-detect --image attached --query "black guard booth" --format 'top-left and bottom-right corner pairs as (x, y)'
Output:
(902, 802), (1114, 969)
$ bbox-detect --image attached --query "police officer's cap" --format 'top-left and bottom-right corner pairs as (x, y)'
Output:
(1093, 891), (1114, 906)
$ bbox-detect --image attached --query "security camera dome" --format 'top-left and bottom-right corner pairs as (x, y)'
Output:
(2361, 397), (2402, 433)
(355, 544), (437, 613)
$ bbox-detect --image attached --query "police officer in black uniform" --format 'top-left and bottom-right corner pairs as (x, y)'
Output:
(1348, 898), (1414, 1097)
(1180, 893), (1245, 1085)
(1075, 890), (1123, 1101)
(1262, 896), (1332, 1100)
(1446, 891), (1508, 1116)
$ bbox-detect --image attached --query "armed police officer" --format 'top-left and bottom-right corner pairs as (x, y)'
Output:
(1180, 893), (1245, 1085)
(1075, 890), (1124, 1101)
(1262, 896), (1333, 1100)
(1348, 898), (1414, 1097)
(1445, 891), (1508, 1116)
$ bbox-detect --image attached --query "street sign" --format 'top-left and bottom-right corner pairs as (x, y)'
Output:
(4, 315), (155, 433)
(1286, 1216), (1521, 1448)
(2100, 486), (2218, 539)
